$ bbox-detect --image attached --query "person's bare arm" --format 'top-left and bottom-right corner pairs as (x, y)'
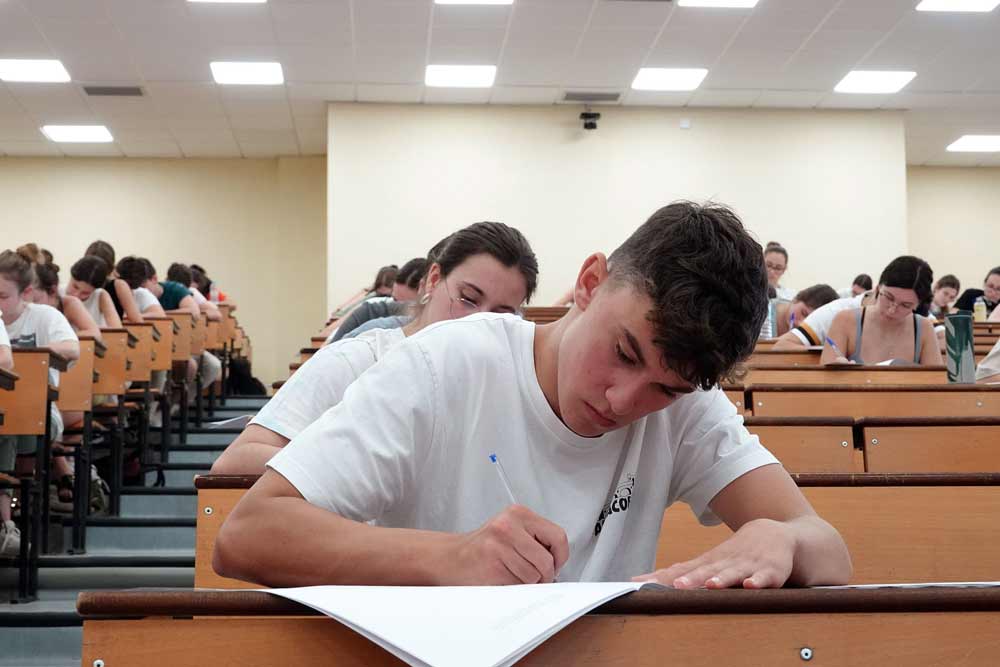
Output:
(200, 299), (222, 322)
(179, 295), (200, 319)
(113, 280), (143, 323)
(61, 295), (101, 340)
(210, 424), (289, 474)
(771, 329), (807, 351)
(98, 290), (123, 328)
(48, 339), (80, 363)
(0, 345), (11, 371)
(918, 317), (942, 366)
(821, 310), (854, 365)
(142, 302), (166, 317)
(635, 464), (852, 589)
(213, 469), (569, 588)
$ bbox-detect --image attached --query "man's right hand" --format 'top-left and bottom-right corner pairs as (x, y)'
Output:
(450, 505), (569, 584)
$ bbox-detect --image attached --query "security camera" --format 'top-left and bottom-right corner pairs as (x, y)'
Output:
(580, 111), (601, 131)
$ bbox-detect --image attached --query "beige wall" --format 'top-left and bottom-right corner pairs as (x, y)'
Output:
(0, 156), (326, 387)
(907, 166), (1000, 294)
(327, 103), (908, 307)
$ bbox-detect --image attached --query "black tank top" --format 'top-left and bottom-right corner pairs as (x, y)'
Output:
(104, 280), (125, 318)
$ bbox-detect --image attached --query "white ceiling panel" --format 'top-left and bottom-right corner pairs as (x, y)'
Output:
(689, 89), (759, 108)
(422, 86), (492, 104)
(271, 1), (352, 45)
(923, 151), (984, 167)
(489, 86), (559, 105)
(432, 3), (512, 29)
(0, 0), (991, 161)
(754, 90), (825, 109)
(355, 83), (423, 103)
(118, 140), (183, 158)
(429, 27), (505, 64)
(58, 142), (124, 157)
(565, 29), (658, 88)
(0, 139), (63, 156)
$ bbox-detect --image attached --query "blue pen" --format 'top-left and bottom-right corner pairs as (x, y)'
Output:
(488, 453), (519, 506)
(825, 336), (846, 359)
(790, 311), (796, 329)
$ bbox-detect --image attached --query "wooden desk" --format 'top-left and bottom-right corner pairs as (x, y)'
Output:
(0, 349), (59, 436)
(859, 417), (1000, 473)
(744, 417), (861, 473)
(78, 588), (1000, 667)
(145, 317), (176, 372)
(660, 473), (1000, 584)
(93, 329), (128, 396)
(169, 312), (194, 361)
(521, 307), (568, 324)
(748, 384), (1000, 418)
(124, 323), (155, 383)
(0, 367), (17, 392)
(747, 349), (822, 367)
(56, 337), (96, 411)
(743, 365), (947, 386)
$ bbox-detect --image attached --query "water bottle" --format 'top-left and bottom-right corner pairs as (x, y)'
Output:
(974, 296), (987, 322)
(209, 283), (220, 303)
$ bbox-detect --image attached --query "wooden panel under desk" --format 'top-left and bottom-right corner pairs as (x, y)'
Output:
(747, 349), (821, 367)
(746, 421), (861, 473)
(195, 487), (263, 590)
(93, 330), (128, 396)
(169, 313), (193, 361)
(658, 483), (1000, 584)
(78, 589), (1000, 667)
(861, 418), (1000, 473)
(521, 306), (568, 324)
(124, 323), (154, 382)
(191, 315), (207, 356)
(145, 317), (175, 372)
(56, 337), (94, 411)
(743, 365), (947, 386)
(0, 349), (50, 436)
(749, 384), (1000, 418)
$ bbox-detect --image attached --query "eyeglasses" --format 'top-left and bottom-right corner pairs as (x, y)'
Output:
(764, 261), (786, 273)
(444, 280), (481, 317)
(879, 288), (916, 313)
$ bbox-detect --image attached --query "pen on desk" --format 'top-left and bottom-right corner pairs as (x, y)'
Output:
(825, 336), (846, 359)
(489, 453), (518, 506)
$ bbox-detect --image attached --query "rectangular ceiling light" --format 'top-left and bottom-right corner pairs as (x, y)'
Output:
(210, 61), (284, 85)
(631, 67), (708, 92)
(916, 0), (1000, 11)
(189, 0), (266, 3)
(678, 0), (759, 7)
(0, 59), (70, 83)
(425, 65), (496, 88)
(834, 70), (916, 94)
(947, 135), (1000, 152)
(435, 0), (513, 4)
(41, 125), (113, 143)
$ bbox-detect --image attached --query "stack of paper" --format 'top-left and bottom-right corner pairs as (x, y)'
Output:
(267, 582), (655, 667)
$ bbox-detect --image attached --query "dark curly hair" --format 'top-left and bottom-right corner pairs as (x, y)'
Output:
(607, 201), (768, 390)
(71, 255), (111, 289)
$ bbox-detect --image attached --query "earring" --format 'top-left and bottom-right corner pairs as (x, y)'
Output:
(418, 293), (431, 306)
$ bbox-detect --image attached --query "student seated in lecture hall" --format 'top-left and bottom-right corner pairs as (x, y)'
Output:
(821, 256), (940, 367)
(769, 284), (838, 338)
(74, 240), (145, 324)
(838, 273), (872, 299)
(763, 241), (794, 301)
(318, 265), (399, 339)
(328, 256), (428, 343)
(63, 256), (124, 329)
(25, 253), (102, 341)
(113, 257), (166, 318)
(929, 274), (960, 320)
(953, 265), (1000, 317)
(0, 249), (81, 557)
(214, 202), (852, 590)
(167, 262), (224, 395)
(211, 222), (536, 475)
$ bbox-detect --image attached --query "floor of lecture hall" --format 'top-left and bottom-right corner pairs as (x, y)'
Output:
(0, 395), (270, 667)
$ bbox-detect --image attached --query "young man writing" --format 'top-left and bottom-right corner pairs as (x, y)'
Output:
(215, 202), (852, 588)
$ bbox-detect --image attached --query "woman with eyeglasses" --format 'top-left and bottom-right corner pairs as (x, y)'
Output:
(764, 242), (794, 301)
(822, 256), (940, 366)
(211, 221), (538, 475)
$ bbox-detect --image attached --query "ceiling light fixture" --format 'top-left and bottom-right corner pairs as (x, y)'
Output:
(435, 0), (513, 4)
(834, 70), (916, 94)
(631, 68), (708, 92)
(916, 0), (1000, 12)
(41, 125), (114, 143)
(189, 0), (267, 4)
(425, 65), (497, 88)
(0, 59), (71, 83)
(210, 61), (284, 85)
(947, 135), (1000, 152)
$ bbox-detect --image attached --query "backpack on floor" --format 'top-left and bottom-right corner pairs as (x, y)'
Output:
(226, 357), (267, 396)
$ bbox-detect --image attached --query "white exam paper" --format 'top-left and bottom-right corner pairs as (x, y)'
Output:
(266, 582), (650, 667)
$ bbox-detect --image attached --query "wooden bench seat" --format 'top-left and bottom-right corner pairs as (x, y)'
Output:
(858, 417), (1000, 473)
(744, 417), (861, 473)
(743, 364), (948, 386)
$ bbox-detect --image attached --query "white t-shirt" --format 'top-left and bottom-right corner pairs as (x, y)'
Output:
(5, 303), (79, 386)
(775, 285), (795, 301)
(251, 327), (407, 441)
(134, 287), (160, 313)
(977, 338), (1000, 381)
(268, 314), (778, 582)
(790, 293), (866, 346)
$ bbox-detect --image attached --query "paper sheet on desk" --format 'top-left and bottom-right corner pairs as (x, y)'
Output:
(207, 414), (253, 429)
(266, 582), (656, 667)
